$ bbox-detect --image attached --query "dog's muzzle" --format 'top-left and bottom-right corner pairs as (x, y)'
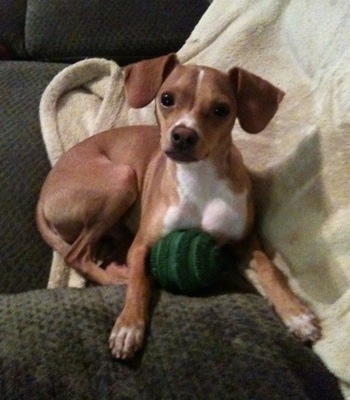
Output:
(165, 126), (199, 163)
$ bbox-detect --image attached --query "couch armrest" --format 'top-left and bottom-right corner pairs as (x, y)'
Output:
(0, 287), (343, 399)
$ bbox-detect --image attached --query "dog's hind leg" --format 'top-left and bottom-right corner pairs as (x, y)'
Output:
(63, 228), (113, 285)
(64, 165), (139, 285)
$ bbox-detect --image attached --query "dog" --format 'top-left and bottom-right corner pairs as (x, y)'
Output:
(37, 54), (320, 360)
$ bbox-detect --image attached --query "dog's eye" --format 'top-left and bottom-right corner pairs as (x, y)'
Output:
(160, 93), (175, 107)
(213, 104), (230, 117)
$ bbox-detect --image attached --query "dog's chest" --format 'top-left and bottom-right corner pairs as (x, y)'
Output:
(162, 161), (248, 242)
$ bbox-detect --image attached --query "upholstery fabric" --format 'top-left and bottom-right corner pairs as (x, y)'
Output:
(25, 0), (209, 63)
(0, 0), (27, 58)
(0, 286), (343, 399)
(0, 62), (67, 293)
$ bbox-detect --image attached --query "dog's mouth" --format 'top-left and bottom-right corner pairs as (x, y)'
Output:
(165, 150), (199, 163)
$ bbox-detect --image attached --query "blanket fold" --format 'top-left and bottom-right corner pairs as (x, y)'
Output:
(39, 0), (350, 397)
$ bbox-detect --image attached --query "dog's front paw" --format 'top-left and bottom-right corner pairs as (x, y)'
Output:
(284, 309), (321, 343)
(109, 317), (145, 360)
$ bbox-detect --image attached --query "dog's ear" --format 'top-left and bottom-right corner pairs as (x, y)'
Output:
(230, 67), (284, 133)
(124, 54), (179, 108)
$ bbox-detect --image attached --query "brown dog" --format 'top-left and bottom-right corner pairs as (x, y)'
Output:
(37, 54), (320, 359)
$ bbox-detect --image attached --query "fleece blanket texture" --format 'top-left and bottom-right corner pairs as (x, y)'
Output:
(39, 0), (350, 396)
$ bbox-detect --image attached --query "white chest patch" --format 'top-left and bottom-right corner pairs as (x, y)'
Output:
(163, 160), (248, 242)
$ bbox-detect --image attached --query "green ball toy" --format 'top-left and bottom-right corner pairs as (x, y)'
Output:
(149, 229), (224, 295)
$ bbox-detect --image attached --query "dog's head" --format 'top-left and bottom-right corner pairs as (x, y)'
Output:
(124, 54), (284, 163)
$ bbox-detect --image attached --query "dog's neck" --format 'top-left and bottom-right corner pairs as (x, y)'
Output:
(169, 144), (234, 199)
(161, 148), (249, 242)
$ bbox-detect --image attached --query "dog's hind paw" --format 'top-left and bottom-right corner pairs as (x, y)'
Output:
(109, 320), (145, 360)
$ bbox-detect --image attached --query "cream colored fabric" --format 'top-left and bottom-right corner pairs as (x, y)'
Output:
(40, 0), (350, 396)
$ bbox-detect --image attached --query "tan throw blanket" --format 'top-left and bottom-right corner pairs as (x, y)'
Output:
(39, 0), (350, 396)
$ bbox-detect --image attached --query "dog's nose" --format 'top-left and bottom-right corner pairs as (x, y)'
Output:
(171, 126), (199, 150)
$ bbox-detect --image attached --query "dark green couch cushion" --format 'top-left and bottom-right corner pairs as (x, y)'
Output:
(0, 0), (28, 58)
(0, 287), (342, 399)
(0, 62), (67, 293)
(25, 0), (209, 64)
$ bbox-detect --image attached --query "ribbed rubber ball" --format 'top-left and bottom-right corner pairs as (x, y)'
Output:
(150, 229), (223, 295)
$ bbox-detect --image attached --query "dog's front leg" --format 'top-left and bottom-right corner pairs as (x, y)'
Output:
(245, 242), (321, 343)
(109, 238), (152, 360)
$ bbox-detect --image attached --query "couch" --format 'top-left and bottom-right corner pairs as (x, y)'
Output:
(0, 1), (344, 399)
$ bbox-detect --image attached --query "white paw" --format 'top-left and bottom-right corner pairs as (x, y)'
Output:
(284, 311), (321, 343)
(109, 323), (145, 360)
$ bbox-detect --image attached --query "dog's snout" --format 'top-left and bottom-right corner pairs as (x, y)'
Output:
(171, 126), (199, 150)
